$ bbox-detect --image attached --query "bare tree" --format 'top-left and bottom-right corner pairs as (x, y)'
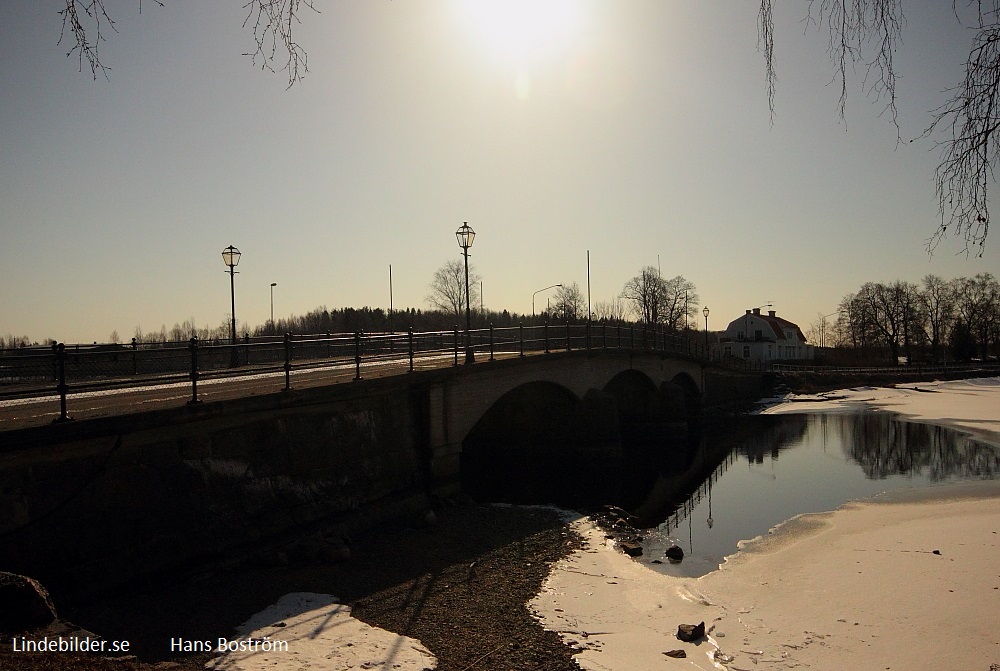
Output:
(593, 296), (629, 322)
(621, 266), (665, 325)
(660, 276), (699, 332)
(759, 1), (997, 253)
(551, 282), (585, 321)
(426, 259), (480, 321)
(917, 274), (956, 362)
(855, 281), (910, 364)
(953, 273), (1000, 359)
(59, 0), (315, 87)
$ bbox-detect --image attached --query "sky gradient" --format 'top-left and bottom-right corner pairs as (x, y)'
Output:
(2, 1), (997, 344)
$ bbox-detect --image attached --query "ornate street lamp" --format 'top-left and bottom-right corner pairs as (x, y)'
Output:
(703, 306), (710, 352)
(456, 222), (476, 364)
(222, 246), (241, 345)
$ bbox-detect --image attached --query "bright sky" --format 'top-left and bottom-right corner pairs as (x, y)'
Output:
(2, 1), (997, 344)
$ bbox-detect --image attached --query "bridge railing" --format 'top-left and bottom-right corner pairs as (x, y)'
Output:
(769, 361), (1000, 376)
(0, 322), (746, 422)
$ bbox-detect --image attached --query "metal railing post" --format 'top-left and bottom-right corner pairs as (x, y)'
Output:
(131, 337), (138, 375)
(454, 326), (459, 366)
(489, 324), (495, 361)
(603, 323), (607, 349)
(544, 321), (550, 353)
(519, 322), (524, 357)
(284, 332), (293, 390)
(354, 331), (363, 380)
(52, 343), (72, 422)
(586, 321), (591, 350)
(408, 327), (414, 372)
(244, 333), (251, 366)
(566, 321), (572, 351)
(187, 337), (201, 405)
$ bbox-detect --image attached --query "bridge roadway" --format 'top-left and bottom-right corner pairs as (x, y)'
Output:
(0, 349), (533, 431)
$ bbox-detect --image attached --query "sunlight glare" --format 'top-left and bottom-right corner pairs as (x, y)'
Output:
(454, 0), (585, 61)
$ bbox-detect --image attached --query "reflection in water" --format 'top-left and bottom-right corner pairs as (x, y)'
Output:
(638, 412), (1000, 578)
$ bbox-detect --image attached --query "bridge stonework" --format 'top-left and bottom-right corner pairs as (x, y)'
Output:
(0, 350), (761, 597)
(426, 351), (708, 496)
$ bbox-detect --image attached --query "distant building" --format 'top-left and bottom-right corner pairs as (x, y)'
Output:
(714, 308), (814, 363)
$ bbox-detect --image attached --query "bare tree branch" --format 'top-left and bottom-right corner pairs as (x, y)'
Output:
(758, 0), (776, 123)
(797, 0), (904, 133)
(59, 1), (314, 88)
(925, 20), (1000, 256)
(242, 0), (318, 88)
(59, 0), (118, 80)
(759, 1), (1000, 253)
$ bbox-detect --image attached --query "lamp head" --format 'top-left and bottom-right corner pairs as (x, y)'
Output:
(455, 222), (476, 250)
(222, 245), (241, 269)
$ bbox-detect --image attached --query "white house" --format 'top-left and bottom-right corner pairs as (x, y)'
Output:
(714, 308), (814, 363)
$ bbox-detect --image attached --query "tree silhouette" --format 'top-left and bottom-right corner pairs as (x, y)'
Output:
(426, 259), (480, 321)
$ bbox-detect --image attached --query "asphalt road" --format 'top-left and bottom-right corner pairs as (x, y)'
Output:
(0, 351), (526, 432)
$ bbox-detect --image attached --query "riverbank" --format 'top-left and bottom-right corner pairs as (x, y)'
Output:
(531, 376), (1000, 670)
(1, 503), (584, 671)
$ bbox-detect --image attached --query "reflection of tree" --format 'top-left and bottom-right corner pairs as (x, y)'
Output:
(736, 415), (808, 464)
(835, 413), (1000, 481)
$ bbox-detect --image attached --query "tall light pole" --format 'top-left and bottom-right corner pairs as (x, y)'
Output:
(456, 222), (476, 364)
(270, 282), (277, 325)
(819, 311), (839, 348)
(533, 284), (562, 317)
(703, 306), (710, 351)
(222, 246), (241, 345)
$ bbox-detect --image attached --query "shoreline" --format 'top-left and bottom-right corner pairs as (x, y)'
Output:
(532, 376), (1000, 670)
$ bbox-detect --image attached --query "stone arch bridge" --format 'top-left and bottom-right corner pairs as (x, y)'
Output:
(0, 348), (763, 596)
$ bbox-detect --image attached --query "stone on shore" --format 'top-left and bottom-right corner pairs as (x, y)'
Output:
(0, 572), (58, 632)
(675, 621), (705, 642)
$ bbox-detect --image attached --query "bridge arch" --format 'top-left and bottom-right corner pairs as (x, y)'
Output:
(670, 371), (702, 418)
(426, 351), (714, 499)
(459, 380), (628, 506)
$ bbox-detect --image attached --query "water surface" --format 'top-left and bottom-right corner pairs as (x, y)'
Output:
(639, 412), (1000, 577)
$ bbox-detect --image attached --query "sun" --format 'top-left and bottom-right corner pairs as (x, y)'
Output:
(453, 0), (585, 62)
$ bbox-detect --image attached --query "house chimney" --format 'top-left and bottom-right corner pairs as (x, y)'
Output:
(753, 308), (760, 315)
(745, 309), (751, 315)
(768, 310), (776, 317)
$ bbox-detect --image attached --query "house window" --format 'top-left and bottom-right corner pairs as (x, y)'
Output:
(755, 329), (763, 341)
(743, 345), (751, 359)
(724, 345), (732, 355)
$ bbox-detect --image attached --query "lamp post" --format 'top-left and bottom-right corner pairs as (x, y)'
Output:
(222, 245), (241, 368)
(270, 282), (277, 325)
(222, 246), (241, 344)
(703, 306), (710, 351)
(456, 222), (476, 364)
(532, 284), (562, 317)
(819, 311), (838, 348)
